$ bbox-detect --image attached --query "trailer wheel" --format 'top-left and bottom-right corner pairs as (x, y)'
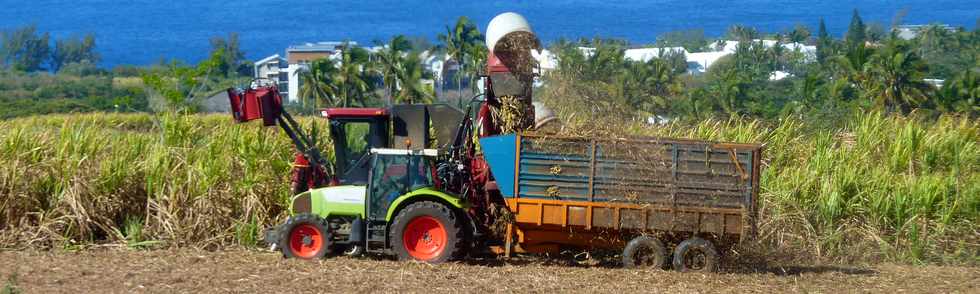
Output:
(622, 235), (667, 269)
(278, 214), (333, 260)
(390, 201), (466, 263)
(672, 237), (719, 272)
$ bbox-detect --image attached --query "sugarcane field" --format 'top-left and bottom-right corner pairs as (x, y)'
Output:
(2, 5), (979, 294)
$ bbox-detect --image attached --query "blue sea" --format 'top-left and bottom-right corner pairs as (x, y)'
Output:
(4, 1), (978, 67)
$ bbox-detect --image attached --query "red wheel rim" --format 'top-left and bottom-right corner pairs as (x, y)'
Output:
(402, 216), (447, 261)
(288, 223), (323, 259)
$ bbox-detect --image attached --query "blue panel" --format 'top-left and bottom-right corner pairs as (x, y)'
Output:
(479, 134), (517, 197)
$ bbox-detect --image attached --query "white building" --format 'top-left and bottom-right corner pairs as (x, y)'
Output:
(685, 51), (731, 75)
(254, 42), (353, 103)
(624, 47), (688, 62)
(253, 54), (289, 96)
(894, 24), (956, 40)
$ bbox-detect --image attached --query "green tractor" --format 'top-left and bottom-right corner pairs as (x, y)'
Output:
(229, 87), (477, 262)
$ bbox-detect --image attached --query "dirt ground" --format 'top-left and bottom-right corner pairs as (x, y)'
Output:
(0, 249), (976, 293)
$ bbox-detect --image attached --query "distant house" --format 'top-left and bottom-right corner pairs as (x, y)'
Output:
(894, 24), (956, 40)
(253, 54), (288, 96)
(624, 47), (688, 62)
(685, 51), (730, 75)
(254, 42), (354, 103)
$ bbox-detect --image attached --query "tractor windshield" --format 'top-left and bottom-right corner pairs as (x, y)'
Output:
(330, 119), (387, 184)
(367, 154), (434, 220)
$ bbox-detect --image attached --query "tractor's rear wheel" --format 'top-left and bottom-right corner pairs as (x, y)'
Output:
(278, 214), (333, 260)
(390, 201), (466, 263)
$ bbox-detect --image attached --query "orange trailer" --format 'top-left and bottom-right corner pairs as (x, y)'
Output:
(480, 134), (763, 271)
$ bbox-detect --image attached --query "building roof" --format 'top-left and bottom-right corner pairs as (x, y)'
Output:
(254, 54), (283, 66)
(624, 47), (688, 62)
(287, 41), (356, 53)
(686, 51), (730, 72)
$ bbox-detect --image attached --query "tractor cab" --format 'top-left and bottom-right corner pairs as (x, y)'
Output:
(318, 105), (465, 186)
(321, 108), (389, 185)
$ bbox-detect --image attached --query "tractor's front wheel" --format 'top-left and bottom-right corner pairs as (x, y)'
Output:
(389, 201), (466, 263)
(278, 214), (333, 260)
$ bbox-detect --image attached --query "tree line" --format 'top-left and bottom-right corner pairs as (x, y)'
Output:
(543, 9), (978, 123)
(0, 25), (99, 73)
(0, 26), (250, 117)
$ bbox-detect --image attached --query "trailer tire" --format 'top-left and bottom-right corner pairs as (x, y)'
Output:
(390, 201), (466, 263)
(672, 237), (719, 272)
(622, 235), (668, 269)
(279, 213), (333, 260)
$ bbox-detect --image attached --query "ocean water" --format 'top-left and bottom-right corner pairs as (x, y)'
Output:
(3, 0), (978, 67)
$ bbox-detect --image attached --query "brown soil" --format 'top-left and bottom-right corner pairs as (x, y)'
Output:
(0, 249), (976, 293)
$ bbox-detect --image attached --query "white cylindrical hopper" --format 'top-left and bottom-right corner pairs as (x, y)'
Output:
(485, 12), (540, 52)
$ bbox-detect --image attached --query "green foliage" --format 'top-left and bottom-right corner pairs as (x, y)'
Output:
(140, 48), (227, 112)
(395, 52), (434, 104)
(816, 19), (835, 64)
(295, 58), (340, 108)
(655, 29), (708, 52)
(209, 32), (248, 77)
(864, 38), (933, 112)
(438, 16), (485, 102)
(786, 24), (811, 44)
(543, 38), (685, 119)
(846, 9), (867, 46)
(0, 70), (149, 119)
(334, 42), (375, 107)
(727, 24), (760, 41)
(51, 33), (99, 72)
(0, 25), (50, 72)
(931, 70), (980, 113)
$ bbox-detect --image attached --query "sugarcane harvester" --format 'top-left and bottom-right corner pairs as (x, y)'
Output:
(228, 12), (762, 272)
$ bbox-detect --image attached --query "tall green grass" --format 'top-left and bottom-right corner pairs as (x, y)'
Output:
(0, 112), (976, 264)
(0, 113), (329, 249)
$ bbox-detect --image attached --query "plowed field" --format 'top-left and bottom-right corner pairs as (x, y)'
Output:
(1, 250), (976, 293)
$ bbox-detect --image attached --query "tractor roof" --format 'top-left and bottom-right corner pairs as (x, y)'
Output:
(320, 108), (388, 118)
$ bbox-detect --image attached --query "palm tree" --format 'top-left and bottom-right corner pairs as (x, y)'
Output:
(294, 58), (339, 109)
(727, 25), (759, 42)
(463, 43), (488, 93)
(438, 17), (482, 103)
(395, 52), (434, 104)
(374, 35), (412, 106)
(621, 58), (676, 118)
(934, 70), (979, 113)
(787, 24), (811, 44)
(917, 24), (951, 54)
(711, 68), (747, 115)
(831, 42), (873, 90)
(334, 42), (373, 107)
(864, 39), (933, 113)
(791, 72), (822, 112)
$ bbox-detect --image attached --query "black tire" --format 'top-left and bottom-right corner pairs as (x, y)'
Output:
(672, 237), (720, 272)
(389, 201), (467, 263)
(278, 213), (333, 260)
(622, 235), (668, 269)
(338, 244), (365, 257)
